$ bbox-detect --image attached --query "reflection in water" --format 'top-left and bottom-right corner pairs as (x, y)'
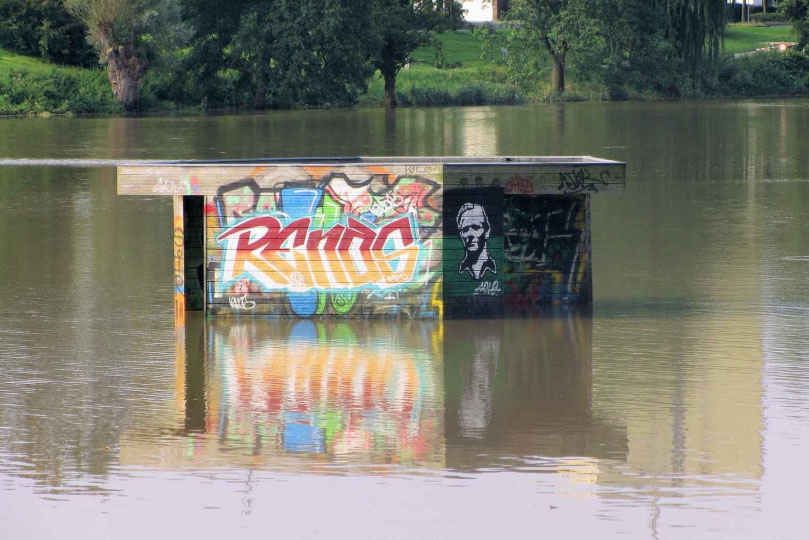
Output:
(123, 317), (445, 470)
(120, 313), (625, 476)
(445, 316), (626, 474)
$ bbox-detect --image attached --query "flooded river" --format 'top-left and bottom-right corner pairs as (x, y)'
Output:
(1, 101), (808, 538)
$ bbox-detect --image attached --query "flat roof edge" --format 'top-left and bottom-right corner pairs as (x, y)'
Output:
(117, 156), (625, 167)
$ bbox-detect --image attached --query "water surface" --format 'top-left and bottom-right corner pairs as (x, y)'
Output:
(1, 101), (808, 539)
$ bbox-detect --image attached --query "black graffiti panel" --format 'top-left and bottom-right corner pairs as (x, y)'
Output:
(503, 194), (589, 307)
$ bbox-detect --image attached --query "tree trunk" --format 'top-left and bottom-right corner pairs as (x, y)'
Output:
(252, 75), (267, 109)
(383, 70), (397, 108)
(742, 0), (748, 22)
(105, 47), (146, 112)
(550, 53), (565, 93)
(762, 0), (767, 13)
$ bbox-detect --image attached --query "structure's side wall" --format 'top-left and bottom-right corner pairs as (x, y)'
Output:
(503, 194), (590, 308)
(443, 187), (504, 318)
(204, 165), (444, 317)
(173, 196), (185, 325)
(183, 196), (205, 310)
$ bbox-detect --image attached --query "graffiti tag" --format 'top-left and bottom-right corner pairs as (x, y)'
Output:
(370, 192), (409, 217)
(154, 177), (200, 195)
(505, 174), (534, 194)
(473, 281), (502, 296)
(217, 215), (421, 292)
(557, 168), (608, 194)
(228, 281), (256, 311)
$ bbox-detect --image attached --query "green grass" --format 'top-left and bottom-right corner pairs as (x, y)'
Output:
(410, 30), (485, 68)
(0, 47), (81, 74)
(0, 46), (121, 115)
(361, 63), (523, 107)
(723, 23), (797, 54)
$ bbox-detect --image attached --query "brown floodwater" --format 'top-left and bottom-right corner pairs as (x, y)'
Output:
(1, 100), (808, 539)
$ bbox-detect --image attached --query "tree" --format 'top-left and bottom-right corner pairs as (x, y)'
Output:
(505, 0), (600, 93)
(183, 0), (378, 109)
(0, 0), (95, 65)
(369, 0), (464, 107)
(486, 0), (723, 97)
(64, 0), (158, 110)
(780, 0), (809, 50)
(580, 0), (684, 96)
(660, 0), (725, 84)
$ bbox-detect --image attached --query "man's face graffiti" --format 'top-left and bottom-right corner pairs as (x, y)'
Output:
(457, 204), (490, 254)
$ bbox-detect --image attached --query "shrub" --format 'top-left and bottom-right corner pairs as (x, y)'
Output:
(751, 12), (789, 23)
(0, 68), (120, 114)
(717, 50), (809, 96)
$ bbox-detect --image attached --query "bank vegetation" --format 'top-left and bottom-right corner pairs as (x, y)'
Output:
(0, 0), (808, 115)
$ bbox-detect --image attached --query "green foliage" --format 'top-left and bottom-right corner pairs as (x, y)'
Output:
(472, 23), (501, 65)
(361, 64), (523, 106)
(750, 12), (788, 23)
(0, 67), (120, 114)
(182, 0), (377, 108)
(0, 0), (95, 65)
(64, 0), (160, 59)
(780, 0), (809, 49)
(505, 0), (603, 90)
(368, 0), (464, 105)
(662, 0), (726, 81)
(717, 49), (809, 95)
(486, 0), (725, 95)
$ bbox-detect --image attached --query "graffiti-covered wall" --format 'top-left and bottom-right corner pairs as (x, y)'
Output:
(206, 165), (443, 317)
(503, 194), (590, 307)
(118, 157), (625, 318)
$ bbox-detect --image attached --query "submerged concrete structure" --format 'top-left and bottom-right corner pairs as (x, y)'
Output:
(117, 156), (625, 319)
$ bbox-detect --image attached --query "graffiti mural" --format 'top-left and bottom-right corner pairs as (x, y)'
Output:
(442, 187), (504, 318)
(206, 166), (443, 317)
(503, 194), (590, 306)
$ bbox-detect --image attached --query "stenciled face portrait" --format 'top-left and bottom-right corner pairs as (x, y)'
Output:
(458, 203), (490, 254)
(456, 203), (496, 280)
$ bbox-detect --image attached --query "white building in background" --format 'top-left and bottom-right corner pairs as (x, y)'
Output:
(463, 0), (493, 22)
(463, 1), (510, 22)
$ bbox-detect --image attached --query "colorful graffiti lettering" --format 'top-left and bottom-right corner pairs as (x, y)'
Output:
(217, 214), (421, 291)
(206, 166), (443, 317)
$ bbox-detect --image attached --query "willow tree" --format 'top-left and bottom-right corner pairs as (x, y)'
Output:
(659, 0), (725, 83)
(65, 0), (155, 110)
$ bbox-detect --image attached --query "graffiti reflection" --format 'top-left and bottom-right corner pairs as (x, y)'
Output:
(122, 313), (624, 474)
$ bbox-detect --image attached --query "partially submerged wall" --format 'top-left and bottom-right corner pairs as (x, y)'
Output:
(117, 157), (624, 318)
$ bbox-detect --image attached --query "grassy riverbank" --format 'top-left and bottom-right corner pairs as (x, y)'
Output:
(0, 48), (120, 115)
(723, 23), (797, 54)
(2, 24), (808, 116)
